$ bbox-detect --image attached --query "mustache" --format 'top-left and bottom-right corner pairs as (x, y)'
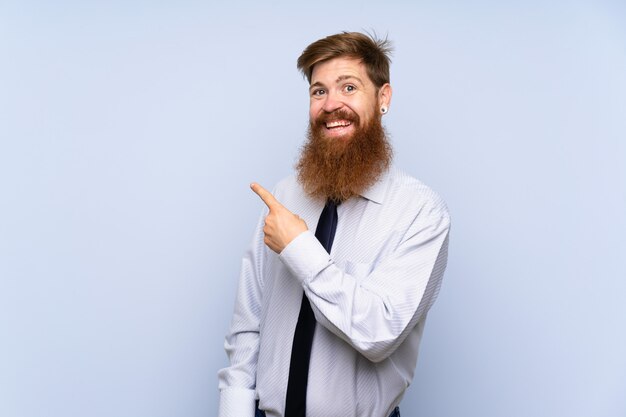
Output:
(313, 109), (360, 126)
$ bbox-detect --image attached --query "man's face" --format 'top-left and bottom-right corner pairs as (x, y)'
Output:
(297, 56), (393, 202)
(308, 57), (387, 142)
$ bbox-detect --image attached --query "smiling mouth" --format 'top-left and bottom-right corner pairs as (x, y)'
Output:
(325, 120), (352, 129)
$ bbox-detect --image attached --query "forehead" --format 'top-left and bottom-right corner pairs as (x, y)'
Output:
(310, 57), (371, 84)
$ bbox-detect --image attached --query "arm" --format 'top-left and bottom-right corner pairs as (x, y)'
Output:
(279, 201), (450, 363)
(217, 213), (267, 417)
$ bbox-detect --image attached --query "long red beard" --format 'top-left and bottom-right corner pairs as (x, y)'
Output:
(296, 109), (393, 202)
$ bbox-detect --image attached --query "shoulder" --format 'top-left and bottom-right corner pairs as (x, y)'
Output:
(273, 175), (299, 193)
(269, 175), (311, 209)
(271, 175), (300, 199)
(383, 167), (450, 222)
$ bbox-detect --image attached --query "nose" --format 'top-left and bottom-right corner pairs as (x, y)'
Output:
(321, 91), (343, 113)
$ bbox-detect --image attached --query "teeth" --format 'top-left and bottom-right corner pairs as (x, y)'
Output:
(326, 120), (351, 128)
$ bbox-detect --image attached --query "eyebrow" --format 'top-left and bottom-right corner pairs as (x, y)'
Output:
(336, 75), (364, 85)
(309, 75), (364, 91)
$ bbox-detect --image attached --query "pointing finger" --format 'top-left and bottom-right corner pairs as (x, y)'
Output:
(250, 183), (281, 209)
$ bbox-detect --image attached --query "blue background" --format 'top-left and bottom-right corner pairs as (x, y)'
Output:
(1, 1), (625, 416)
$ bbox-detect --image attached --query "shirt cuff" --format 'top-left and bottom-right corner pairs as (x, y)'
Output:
(218, 387), (256, 417)
(279, 230), (332, 284)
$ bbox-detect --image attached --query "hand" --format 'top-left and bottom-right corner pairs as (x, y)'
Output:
(251, 183), (308, 253)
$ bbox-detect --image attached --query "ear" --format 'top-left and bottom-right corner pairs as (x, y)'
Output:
(378, 83), (392, 112)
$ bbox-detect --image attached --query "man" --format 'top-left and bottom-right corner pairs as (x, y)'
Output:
(218, 32), (450, 417)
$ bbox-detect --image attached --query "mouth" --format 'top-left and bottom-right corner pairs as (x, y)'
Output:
(324, 119), (354, 137)
(325, 119), (352, 129)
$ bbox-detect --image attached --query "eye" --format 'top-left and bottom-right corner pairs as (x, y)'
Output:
(343, 84), (356, 93)
(312, 88), (326, 97)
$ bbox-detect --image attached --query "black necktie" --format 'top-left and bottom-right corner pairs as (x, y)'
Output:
(284, 200), (339, 417)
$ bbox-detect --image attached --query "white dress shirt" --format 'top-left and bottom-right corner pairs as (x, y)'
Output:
(218, 167), (450, 417)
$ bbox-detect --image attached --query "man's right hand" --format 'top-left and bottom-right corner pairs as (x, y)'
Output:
(250, 183), (308, 254)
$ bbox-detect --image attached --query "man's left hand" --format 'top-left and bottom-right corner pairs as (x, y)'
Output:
(251, 183), (308, 253)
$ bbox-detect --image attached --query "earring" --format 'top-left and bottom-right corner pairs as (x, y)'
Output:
(381, 106), (388, 114)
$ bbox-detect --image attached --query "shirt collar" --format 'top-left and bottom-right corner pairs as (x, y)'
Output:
(358, 167), (392, 205)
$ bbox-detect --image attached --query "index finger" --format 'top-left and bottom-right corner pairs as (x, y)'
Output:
(250, 182), (281, 210)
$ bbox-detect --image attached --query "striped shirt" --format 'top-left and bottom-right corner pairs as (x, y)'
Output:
(218, 167), (451, 417)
